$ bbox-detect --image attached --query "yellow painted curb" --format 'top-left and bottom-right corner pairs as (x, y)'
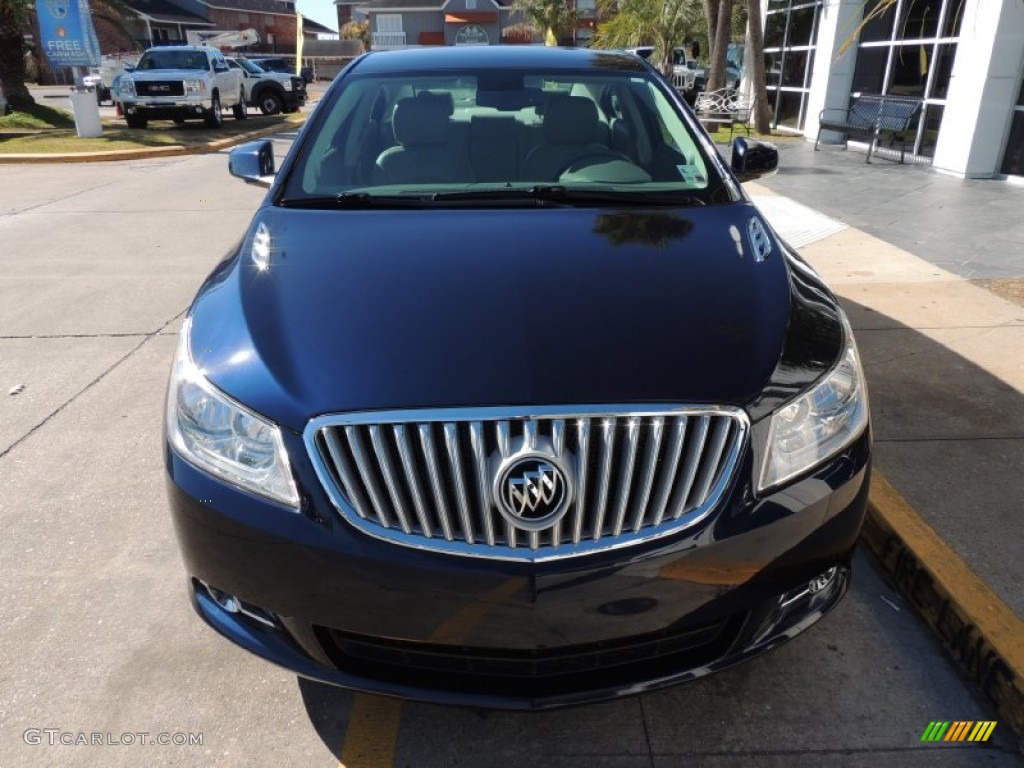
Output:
(861, 469), (1024, 740)
(0, 117), (305, 164)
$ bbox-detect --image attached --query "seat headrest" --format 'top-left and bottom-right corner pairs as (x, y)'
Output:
(393, 96), (449, 146)
(543, 96), (599, 145)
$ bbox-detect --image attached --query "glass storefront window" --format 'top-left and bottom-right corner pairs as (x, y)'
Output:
(849, 0), (962, 159)
(1002, 113), (1024, 176)
(887, 43), (929, 97)
(783, 50), (810, 88)
(851, 47), (887, 94)
(860, 0), (896, 42)
(941, 0), (965, 37)
(917, 103), (943, 157)
(929, 44), (956, 99)
(788, 6), (816, 46)
(765, 13), (787, 48)
(776, 91), (805, 128)
(763, 0), (820, 131)
(898, 0), (941, 40)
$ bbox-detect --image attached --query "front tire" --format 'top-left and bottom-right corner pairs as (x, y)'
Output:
(125, 114), (147, 129)
(204, 94), (223, 128)
(256, 90), (283, 116)
(232, 92), (248, 120)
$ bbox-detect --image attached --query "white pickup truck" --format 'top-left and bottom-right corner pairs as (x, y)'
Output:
(226, 57), (306, 116)
(118, 45), (246, 129)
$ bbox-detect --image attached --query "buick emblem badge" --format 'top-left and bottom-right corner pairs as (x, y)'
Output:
(494, 455), (572, 532)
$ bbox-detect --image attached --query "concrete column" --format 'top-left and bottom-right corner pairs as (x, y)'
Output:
(932, 0), (1024, 178)
(802, 0), (864, 143)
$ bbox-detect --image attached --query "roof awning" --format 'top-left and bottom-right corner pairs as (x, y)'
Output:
(445, 12), (497, 22)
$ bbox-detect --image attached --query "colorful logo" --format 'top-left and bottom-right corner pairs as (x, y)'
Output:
(920, 721), (997, 742)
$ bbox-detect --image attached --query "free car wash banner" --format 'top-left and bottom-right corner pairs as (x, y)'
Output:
(36, 0), (102, 69)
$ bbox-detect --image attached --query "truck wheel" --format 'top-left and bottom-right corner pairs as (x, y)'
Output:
(205, 94), (223, 128)
(126, 114), (147, 129)
(257, 91), (283, 116)
(232, 91), (248, 120)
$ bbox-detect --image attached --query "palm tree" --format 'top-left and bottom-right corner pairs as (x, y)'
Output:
(513, 0), (579, 46)
(745, 0), (770, 132)
(1, 0), (138, 112)
(704, 0), (732, 90)
(592, 0), (702, 77)
(0, 0), (34, 109)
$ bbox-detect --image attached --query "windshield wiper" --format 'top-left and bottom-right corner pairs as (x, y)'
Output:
(430, 186), (705, 207)
(277, 192), (432, 209)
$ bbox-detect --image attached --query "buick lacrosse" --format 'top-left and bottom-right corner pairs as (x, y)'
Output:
(165, 46), (871, 709)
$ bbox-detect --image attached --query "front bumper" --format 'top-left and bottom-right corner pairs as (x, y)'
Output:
(167, 430), (870, 709)
(282, 89), (306, 110)
(123, 100), (211, 121)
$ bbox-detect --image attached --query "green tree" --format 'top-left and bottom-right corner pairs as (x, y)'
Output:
(1, 0), (136, 111)
(513, 0), (579, 46)
(745, 0), (770, 132)
(0, 0), (34, 109)
(592, 0), (702, 77)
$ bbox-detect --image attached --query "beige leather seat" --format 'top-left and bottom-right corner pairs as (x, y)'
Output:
(522, 96), (618, 182)
(374, 95), (471, 185)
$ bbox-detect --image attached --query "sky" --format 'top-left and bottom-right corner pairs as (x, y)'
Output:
(297, 0), (342, 35)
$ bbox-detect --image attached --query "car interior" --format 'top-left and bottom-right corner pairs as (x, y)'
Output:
(297, 71), (712, 195)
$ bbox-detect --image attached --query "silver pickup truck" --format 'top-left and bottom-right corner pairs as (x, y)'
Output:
(118, 46), (245, 129)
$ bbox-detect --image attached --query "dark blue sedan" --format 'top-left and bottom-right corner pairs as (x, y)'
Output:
(165, 46), (871, 710)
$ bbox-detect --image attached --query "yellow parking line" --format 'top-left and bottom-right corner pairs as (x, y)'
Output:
(338, 577), (526, 767)
(339, 694), (403, 768)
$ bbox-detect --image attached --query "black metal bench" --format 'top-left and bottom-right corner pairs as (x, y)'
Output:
(815, 94), (922, 163)
(695, 88), (752, 142)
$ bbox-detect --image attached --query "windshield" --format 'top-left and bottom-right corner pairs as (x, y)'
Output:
(137, 50), (209, 71)
(237, 58), (265, 75)
(284, 67), (723, 204)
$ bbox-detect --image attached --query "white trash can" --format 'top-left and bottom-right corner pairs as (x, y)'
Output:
(69, 89), (103, 138)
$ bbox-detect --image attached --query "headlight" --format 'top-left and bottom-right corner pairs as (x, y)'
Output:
(759, 315), (869, 492)
(184, 79), (206, 94)
(119, 78), (135, 97)
(166, 318), (300, 508)
(282, 79), (292, 91)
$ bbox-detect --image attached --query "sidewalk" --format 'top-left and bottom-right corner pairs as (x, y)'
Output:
(745, 141), (1024, 738)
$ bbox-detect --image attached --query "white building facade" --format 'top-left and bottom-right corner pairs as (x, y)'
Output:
(759, 0), (1024, 179)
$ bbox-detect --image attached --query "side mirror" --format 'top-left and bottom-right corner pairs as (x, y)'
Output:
(123, 64), (135, 72)
(731, 137), (778, 182)
(229, 140), (276, 188)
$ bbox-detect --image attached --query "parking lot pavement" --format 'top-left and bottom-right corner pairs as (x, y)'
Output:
(1, 144), (1020, 767)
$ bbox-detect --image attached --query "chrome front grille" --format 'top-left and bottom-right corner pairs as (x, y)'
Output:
(137, 80), (185, 97)
(305, 406), (748, 562)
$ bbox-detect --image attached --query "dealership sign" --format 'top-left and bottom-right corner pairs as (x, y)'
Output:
(36, 0), (102, 68)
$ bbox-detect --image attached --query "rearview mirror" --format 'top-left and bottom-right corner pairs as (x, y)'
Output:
(229, 140), (276, 188)
(731, 137), (778, 183)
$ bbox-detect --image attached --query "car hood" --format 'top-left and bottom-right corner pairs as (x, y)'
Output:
(189, 203), (829, 433)
(130, 69), (209, 81)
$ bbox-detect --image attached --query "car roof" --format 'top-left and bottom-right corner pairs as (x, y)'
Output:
(351, 46), (647, 75)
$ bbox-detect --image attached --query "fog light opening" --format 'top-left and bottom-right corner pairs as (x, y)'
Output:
(205, 583), (241, 613)
(198, 580), (278, 628)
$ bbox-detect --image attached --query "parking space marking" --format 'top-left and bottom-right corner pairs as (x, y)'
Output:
(863, 469), (1024, 739)
(337, 578), (527, 767)
(339, 694), (403, 768)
